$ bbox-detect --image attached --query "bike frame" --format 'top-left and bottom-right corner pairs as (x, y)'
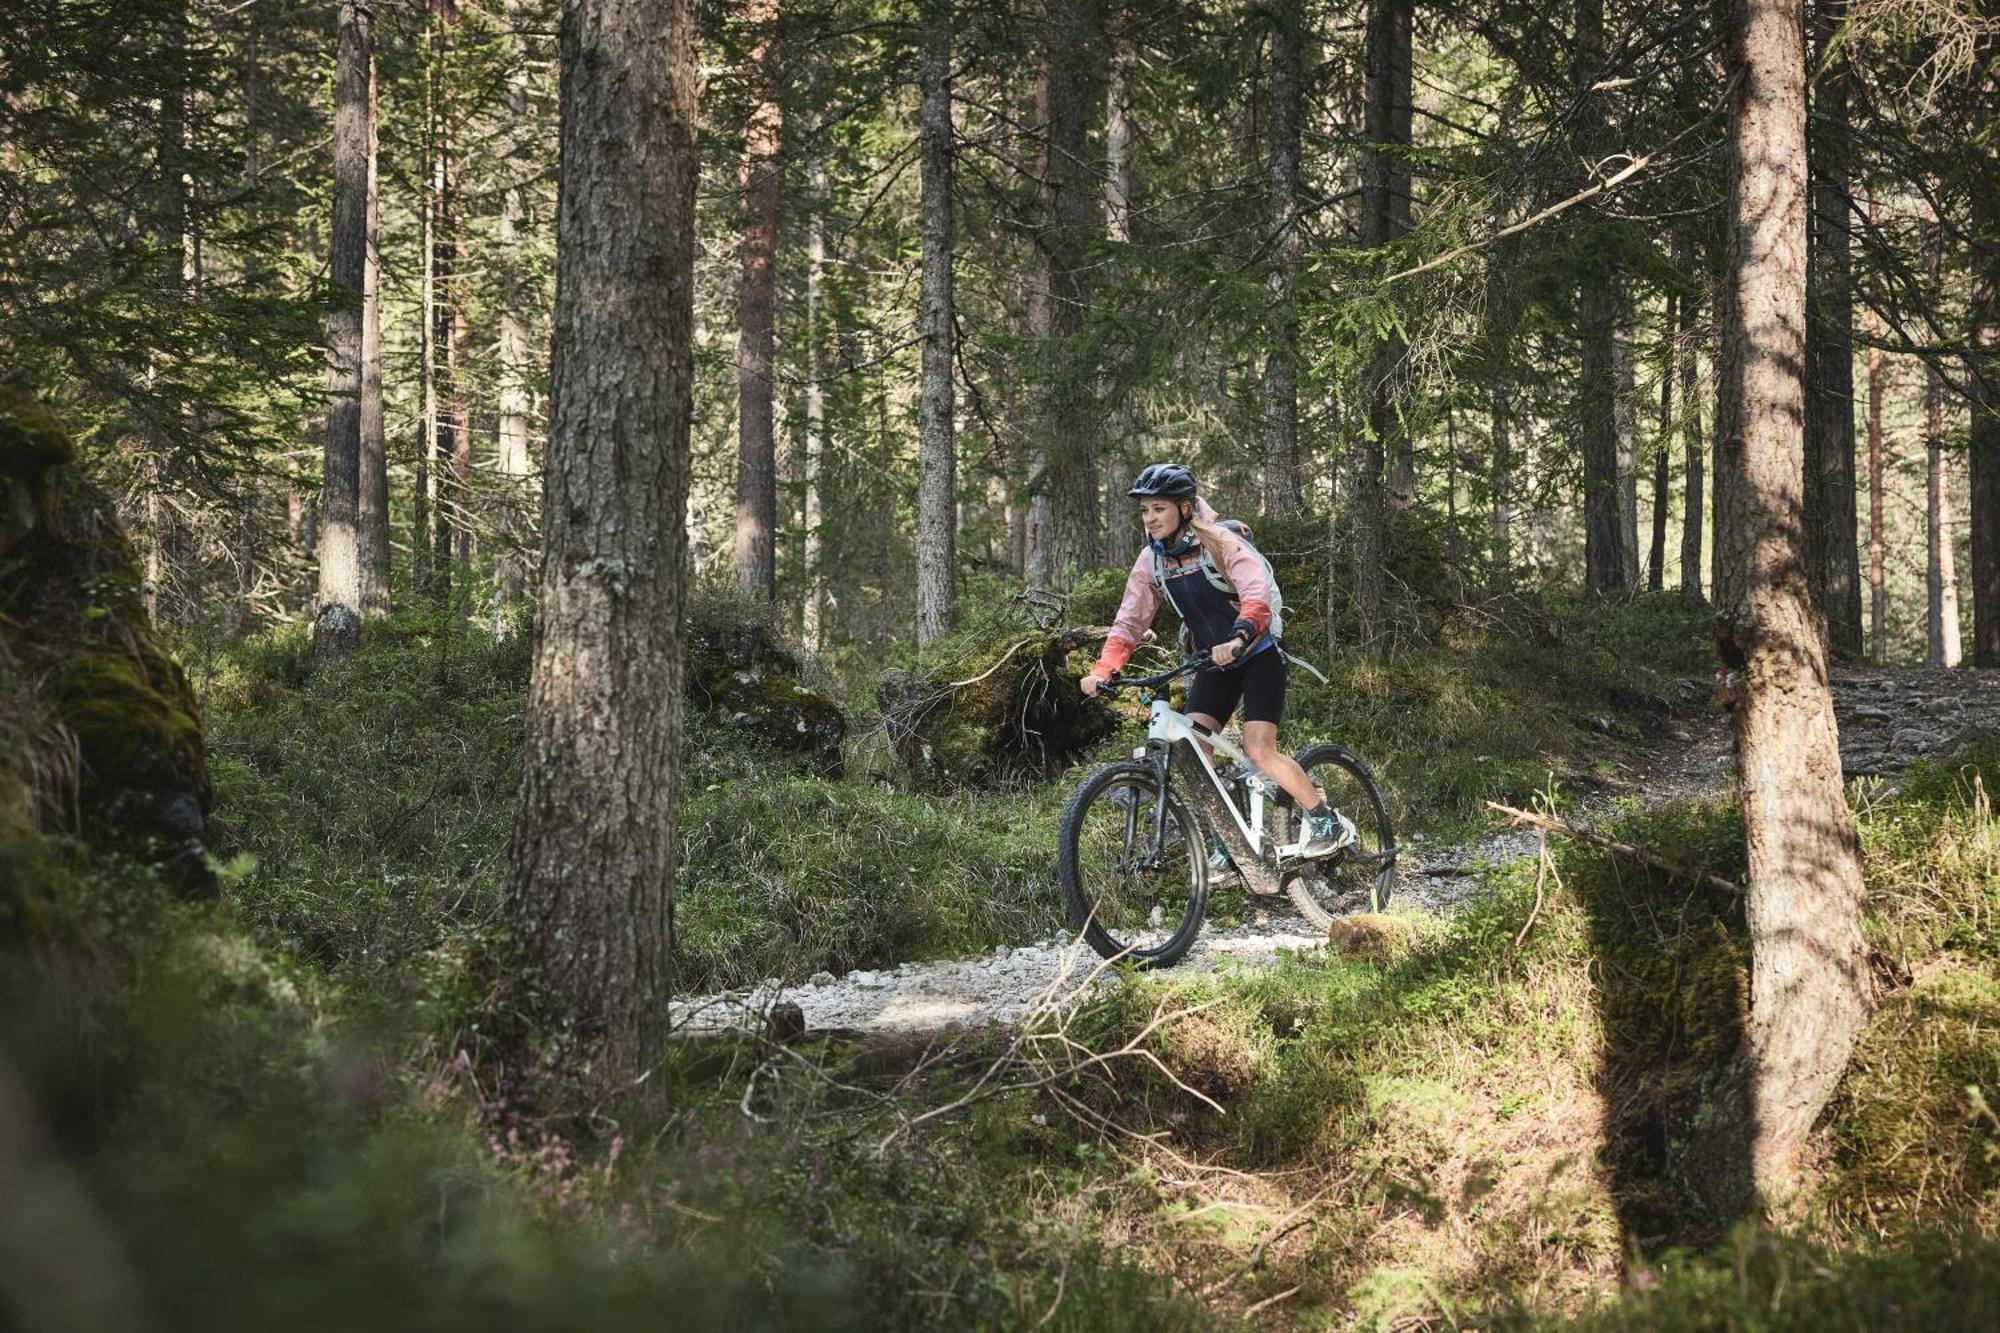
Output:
(1135, 698), (1313, 867)
(1104, 659), (1310, 895)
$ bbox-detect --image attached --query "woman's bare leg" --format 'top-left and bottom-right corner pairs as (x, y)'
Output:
(1241, 721), (1325, 811)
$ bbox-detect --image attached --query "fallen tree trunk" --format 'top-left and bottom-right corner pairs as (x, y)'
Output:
(879, 626), (1119, 784)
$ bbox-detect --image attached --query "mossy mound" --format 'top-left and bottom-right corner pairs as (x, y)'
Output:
(0, 385), (76, 559)
(0, 390), (211, 887)
(687, 617), (845, 777)
(878, 626), (1118, 785)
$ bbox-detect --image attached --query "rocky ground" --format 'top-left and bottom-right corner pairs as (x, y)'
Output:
(670, 666), (1999, 1038)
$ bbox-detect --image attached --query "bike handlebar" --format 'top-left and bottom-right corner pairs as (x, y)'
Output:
(1098, 655), (1209, 694)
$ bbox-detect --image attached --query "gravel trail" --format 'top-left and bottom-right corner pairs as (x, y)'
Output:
(671, 668), (1997, 1037)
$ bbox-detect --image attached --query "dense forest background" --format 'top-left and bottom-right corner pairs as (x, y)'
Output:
(6, 0), (2000, 1329)
(6, 0), (1992, 660)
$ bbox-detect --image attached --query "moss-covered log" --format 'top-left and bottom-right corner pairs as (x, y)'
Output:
(878, 626), (1121, 785)
(687, 617), (846, 776)
(0, 387), (212, 888)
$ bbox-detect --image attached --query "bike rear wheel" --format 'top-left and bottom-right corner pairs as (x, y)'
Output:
(1057, 761), (1207, 968)
(1280, 743), (1396, 927)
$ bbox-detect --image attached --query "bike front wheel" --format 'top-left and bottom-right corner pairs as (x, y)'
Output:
(1057, 761), (1207, 968)
(1280, 743), (1397, 928)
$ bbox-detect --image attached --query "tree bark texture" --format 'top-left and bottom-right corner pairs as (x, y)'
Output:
(1973, 184), (2000, 666)
(1581, 277), (1623, 588)
(1709, 0), (1869, 1215)
(1490, 370), (1512, 581)
(1617, 317), (1640, 583)
(1100, 18), (1134, 567)
(497, 0), (535, 484)
(1804, 0), (1861, 658)
(734, 0), (782, 601)
(314, 0), (369, 663)
(1262, 0), (1303, 516)
(915, 0), (956, 645)
(494, 0), (535, 621)
(1969, 367), (2000, 668)
(1487, 211), (1519, 584)
(1866, 311), (1884, 662)
(359, 45), (389, 614)
(1354, 0), (1410, 651)
(427, 0), (465, 604)
(1575, 0), (1624, 590)
(1029, 0), (1098, 582)
(1927, 364), (1962, 668)
(1679, 262), (1707, 599)
(1365, 0), (1414, 515)
(508, 0), (697, 1075)
(802, 161), (827, 653)
(1649, 295), (1674, 591)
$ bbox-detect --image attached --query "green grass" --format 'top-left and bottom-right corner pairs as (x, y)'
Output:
(10, 595), (2000, 1329)
(197, 592), (1713, 1005)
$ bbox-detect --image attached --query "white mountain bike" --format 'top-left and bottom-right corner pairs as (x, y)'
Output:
(1057, 655), (1397, 968)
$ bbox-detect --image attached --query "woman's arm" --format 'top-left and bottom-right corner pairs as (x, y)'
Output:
(1214, 535), (1273, 642)
(1089, 552), (1161, 680)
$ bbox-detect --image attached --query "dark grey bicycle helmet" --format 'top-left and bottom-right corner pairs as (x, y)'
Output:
(1127, 462), (1197, 499)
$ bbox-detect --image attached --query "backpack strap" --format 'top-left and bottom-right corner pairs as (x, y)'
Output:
(1146, 544), (1187, 622)
(1197, 548), (1235, 596)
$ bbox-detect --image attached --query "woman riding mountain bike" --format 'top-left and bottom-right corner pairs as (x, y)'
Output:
(1080, 462), (1356, 866)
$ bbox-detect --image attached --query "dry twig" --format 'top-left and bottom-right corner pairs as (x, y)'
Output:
(1486, 801), (1742, 898)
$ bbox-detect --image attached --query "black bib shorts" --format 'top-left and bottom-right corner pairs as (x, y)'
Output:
(1185, 645), (1287, 727)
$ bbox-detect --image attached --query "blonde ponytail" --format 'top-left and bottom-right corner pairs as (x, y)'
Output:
(1187, 512), (1242, 564)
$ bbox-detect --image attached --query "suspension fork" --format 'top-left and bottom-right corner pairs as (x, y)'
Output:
(1144, 740), (1174, 866)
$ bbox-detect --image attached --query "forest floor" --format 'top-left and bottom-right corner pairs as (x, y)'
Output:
(669, 665), (2000, 1036)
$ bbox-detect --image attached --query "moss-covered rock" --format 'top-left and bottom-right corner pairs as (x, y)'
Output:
(687, 617), (845, 777)
(878, 626), (1120, 785)
(0, 385), (76, 561)
(0, 390), (211, 888)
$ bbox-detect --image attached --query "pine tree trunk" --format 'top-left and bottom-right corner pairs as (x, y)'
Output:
(1679, 257), (1707, 599)
(1967, 367), (1998, 668)
(428, 0), (460, 607)
(1804, 0), (1861, 658)
(1928, 365), (1963, 668)
(734, 0), (782, 601)
(915, 0), (956, 645)
(415, 131), (435, 599)
(1617, 315), (1640, 583)
(1575, 0), (1624, 590)
(1355, 0), (1410, 651)
(1367, 0), (1414, 514)
(495, 0), (536, 618)
(1262, 0), (1303, 516)
(1487, 212), (1518, 585)
(1490, 371), (1512, 581)
(1867, 312), (1885, 663)
(1029, 0), (1099, 583)
(1711, 237), (1735, 609)
(1649, 295), (1674, 591)
(509, 0), (696, 1079)
(315, 0), (370, 663)
(1101, 15), (1134, 567)
(802, 161), (826, 653)
(1973, 196), (2000, 667)
(1704, 0), (1869, 1214)
(358, 45), (390, 615)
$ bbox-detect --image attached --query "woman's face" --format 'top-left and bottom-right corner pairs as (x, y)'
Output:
(1138, 497), (1184, 541)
